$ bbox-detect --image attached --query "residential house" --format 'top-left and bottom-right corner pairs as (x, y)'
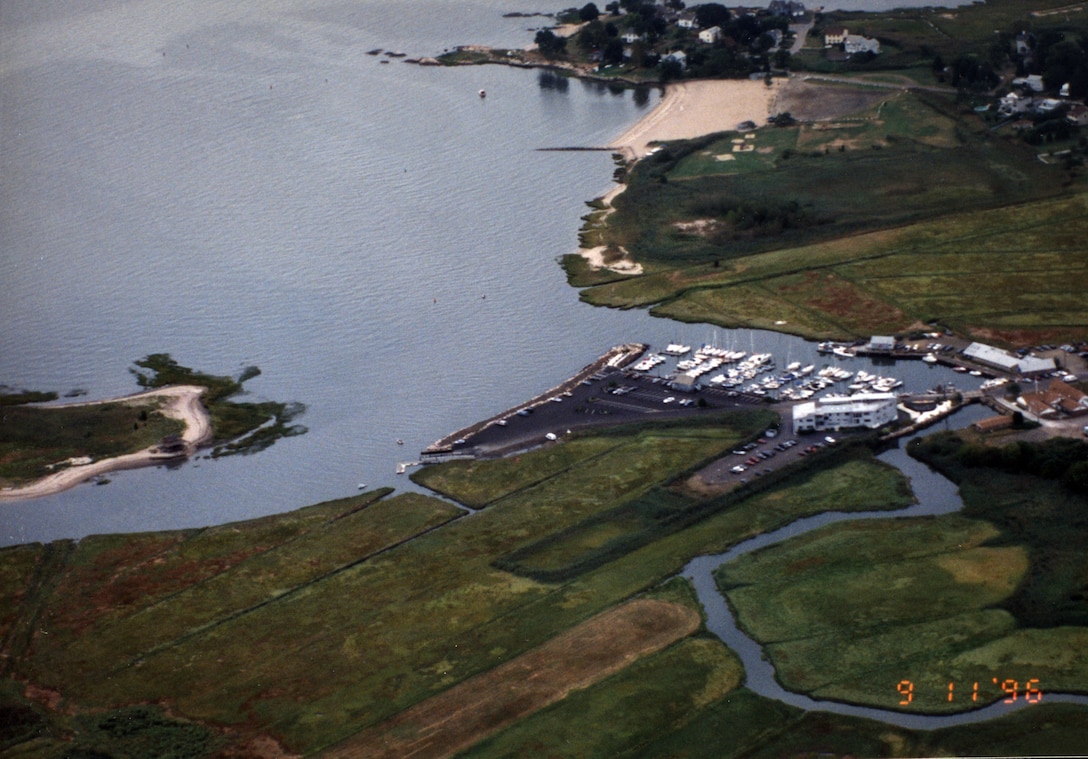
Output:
(1018, 381), (1088, 419)
(844, 34), (880, 55)
(699, 26), (722, 44)
(664, 50), (688, 69)
(1067, 103), (1088, 127)
(1012, 74), (1045, 93)
(824, 27), (848, 46)
(677, 12), (698, 28)
(998, 91), (1034, 117)
(768, 0), (807, 17)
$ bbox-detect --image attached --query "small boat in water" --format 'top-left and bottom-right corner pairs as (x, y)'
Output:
(479, 89), (486, 98)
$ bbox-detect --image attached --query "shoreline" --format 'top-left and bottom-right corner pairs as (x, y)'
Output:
(577, 77), (786, 274)
(611, 77), (784, 161)
(0, 385), (212, 502)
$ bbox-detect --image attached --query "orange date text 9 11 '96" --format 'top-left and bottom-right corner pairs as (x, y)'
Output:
(897, 679), (1043, 706)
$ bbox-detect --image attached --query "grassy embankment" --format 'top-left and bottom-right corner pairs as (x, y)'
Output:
(565, 86), (1088, 346)
(716, 433), (1088, 714)
(0, 410), (982, 757)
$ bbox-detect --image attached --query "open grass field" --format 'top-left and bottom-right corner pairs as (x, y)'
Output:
(715, 512), (1085, 711)
(574, 83), (1088, 345)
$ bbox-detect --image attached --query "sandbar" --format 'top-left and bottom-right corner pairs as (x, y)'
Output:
(0, 385), (212, 502)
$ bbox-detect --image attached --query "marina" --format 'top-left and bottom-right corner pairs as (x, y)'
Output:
(419, 337), (1001, 463)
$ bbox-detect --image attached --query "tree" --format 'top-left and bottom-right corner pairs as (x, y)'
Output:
(1064, 460), (1088, 494)
(694, 3), (730, 29)
(579, 2), (600, 21)
(603, 38), (625, 65)
(577, 19), (609, 51)
(535, 29), (567, 57)
(659, 57), (683, 81)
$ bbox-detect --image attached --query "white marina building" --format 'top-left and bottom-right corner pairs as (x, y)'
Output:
(792, 392), (899, 434)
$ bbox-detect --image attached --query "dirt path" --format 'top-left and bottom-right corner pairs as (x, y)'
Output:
(321, 598), (700, 759)
(0, 385), (211, 502)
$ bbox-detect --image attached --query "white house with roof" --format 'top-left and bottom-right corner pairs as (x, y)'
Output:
(792, 392), (898, 434)
(844, 34), (880, 55)
(824, 27), (848, 46)
(677, 12), (698, 28)
(699, 26), (722, 44)
(867, 335), (896, 353)
(663, 50), (687, 69)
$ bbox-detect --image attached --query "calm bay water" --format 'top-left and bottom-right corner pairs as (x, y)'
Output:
(1, 0), (977, 546)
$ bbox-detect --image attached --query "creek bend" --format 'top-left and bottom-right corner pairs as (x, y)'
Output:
(682, 409), (1088, 728)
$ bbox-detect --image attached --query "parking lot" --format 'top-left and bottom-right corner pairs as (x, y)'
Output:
(450, 366), (770, 458)
(691, 431), (845, 492)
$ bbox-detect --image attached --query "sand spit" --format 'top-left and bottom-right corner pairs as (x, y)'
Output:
(0, 385), (212, 502)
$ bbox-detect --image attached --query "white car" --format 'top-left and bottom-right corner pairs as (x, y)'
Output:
(663, 396), (675, 404)
(730, 465), (747, 474)
(545, 432), (558, 441)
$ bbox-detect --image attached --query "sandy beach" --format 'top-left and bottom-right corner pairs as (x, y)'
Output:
(611, 77), (784, 159)
(0, 385), (212, 502)
(578, 78), (783, 274)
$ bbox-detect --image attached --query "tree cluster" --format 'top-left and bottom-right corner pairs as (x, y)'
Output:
(951, 436), (1088, 494)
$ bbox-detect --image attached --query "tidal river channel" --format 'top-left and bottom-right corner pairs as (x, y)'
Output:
(683, 406), (1088, 728)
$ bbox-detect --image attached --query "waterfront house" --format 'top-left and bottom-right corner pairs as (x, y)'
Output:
(699, 26), (722, 44)
(664, 50), (688, 69)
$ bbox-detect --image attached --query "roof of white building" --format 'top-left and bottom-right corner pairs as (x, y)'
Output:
(1017, 355), (1056, 374)
(963, 342), (1020, 371)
